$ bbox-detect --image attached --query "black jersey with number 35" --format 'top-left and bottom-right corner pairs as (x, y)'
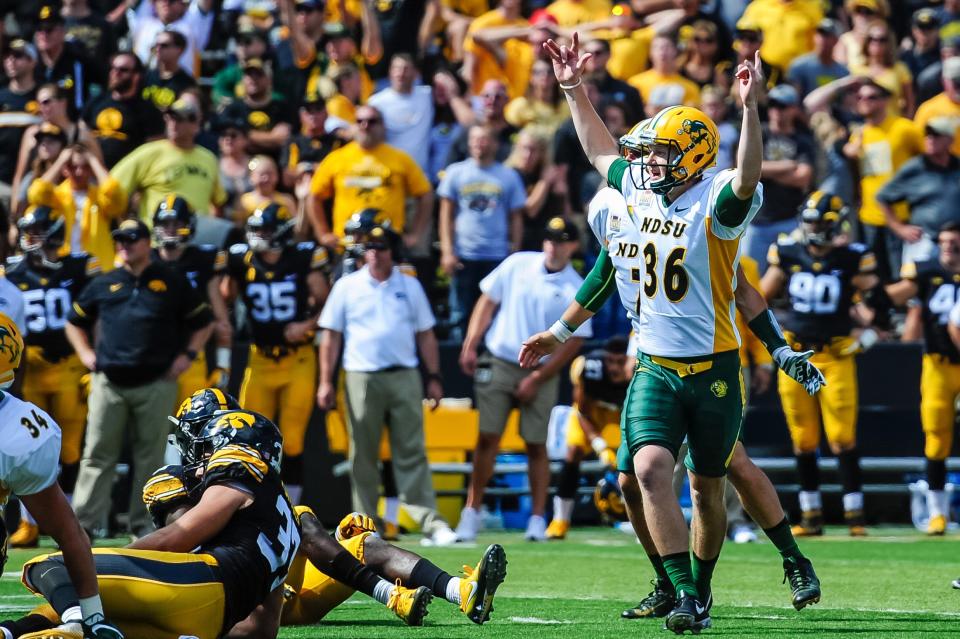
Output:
(903, 259), (960, 361)
(226, 242), (328, 347)
(5, 253), (100, 361)
(768, 239), (876, 343)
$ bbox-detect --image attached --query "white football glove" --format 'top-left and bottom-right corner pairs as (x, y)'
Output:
(772, 346), (826, 396)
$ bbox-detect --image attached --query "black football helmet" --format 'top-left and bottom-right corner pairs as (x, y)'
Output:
(246, 202), (295, 251)
(193, 410), (284, 475)
(344, 208), (390, 238)
(799, 191), (847, 247)
(169, 388), (241, 465)
(18, 205), (65, 255)
(153, 194), (196, 249)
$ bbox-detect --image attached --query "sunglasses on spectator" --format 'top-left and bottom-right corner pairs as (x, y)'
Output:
(155, 40), (176, 49)
(737, 33), (760, 42)
(481, 92), (507, 100)
(693, 36), (715, 44)
(169, 113), (199, 123)
(221, 129), (243, 138)
(115, 236), (143, 245)
(854, 7), (875, 15)
(356, 117), (381, 125)
(295, 5), (319, 12)
(867, 35), (888, 43)
(303, 104), (325, 113)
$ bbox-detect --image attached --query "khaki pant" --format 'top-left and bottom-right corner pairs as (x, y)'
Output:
(73, 373), (178, 535)
(343, 368), (446, 535)
(476, 354), (560, 444)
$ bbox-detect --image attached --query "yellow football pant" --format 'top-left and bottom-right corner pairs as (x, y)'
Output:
(22, 349), (86, 465)
(779, 350), (858, 452)
(281, 532), (370, 625)
(920, 354), (960, 461)
(240, 345), (317, 456)
(565, 404), (621, 452)
(177, 351), (209, 406)
(23, 548), (225, 639)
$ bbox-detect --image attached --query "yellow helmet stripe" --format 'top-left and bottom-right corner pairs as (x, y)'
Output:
(212, 388), (227, 410)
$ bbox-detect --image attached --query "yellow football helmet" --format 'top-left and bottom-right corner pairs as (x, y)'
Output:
(618, 105), (719, 194)
(0, 312), (24, 388)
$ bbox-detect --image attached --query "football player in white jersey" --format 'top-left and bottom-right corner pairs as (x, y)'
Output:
(0, 312), (123, 639)
(522, 36), (824, 634)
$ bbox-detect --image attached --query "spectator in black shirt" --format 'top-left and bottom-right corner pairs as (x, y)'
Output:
(901, 8), (941, 81)
(280, 93), (345, 188)
(142, 29), (197, 111)
(581, 38), (643, 122)
(218, 58), (294, 156)
(32, 5), (103, 114)
(367, 0), (435, 80)
(65, 218), (213, 538)
(62, 0), (116, 63)
(83, 52), (165, 168)
(0, 40), (41, 202)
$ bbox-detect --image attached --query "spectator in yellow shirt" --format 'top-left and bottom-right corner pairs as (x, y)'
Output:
(627, 33), (700, 107)
(504, 59), (570, 131)
(545, 0), (610, 27)
(308, 105), (433, 251)
(850, 24), (915, 117)
(739, 0), (822, 75)
(914, 57), (960, 156)
(26, 145), (126, 269)
(843, 80), (923, 281)
(836, 0), (889, 68)
(462, 0), (533, 99)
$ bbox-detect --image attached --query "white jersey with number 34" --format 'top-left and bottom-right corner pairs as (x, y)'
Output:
(0, 392), (61, 503)
(588, 166), (763, 358)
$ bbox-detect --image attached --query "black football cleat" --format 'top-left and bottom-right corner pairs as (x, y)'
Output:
(783, 557), (821, 610)
(621, 579), (676, 618)
(664, 591), (711, 635)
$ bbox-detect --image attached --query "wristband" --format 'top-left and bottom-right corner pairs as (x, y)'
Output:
(591, 437), (607, 455)
(747, 309), (789, 354)
(216, 347), (231, 370)
(559, 78), (582, 90)
(549, 319), (575, 343)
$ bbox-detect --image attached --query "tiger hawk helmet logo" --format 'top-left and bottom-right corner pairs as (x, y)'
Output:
(0, 314), (24, 387)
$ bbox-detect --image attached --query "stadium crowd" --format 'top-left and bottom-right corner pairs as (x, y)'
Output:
(1, 0), (960, 558)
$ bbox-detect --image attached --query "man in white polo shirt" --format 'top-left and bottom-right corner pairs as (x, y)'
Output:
(317, 222), (458, 546)
(456, 217), (592, 541)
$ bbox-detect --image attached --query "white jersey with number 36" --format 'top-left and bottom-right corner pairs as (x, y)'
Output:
(0, 392), (61, 503)
(588, 164), (763, 358)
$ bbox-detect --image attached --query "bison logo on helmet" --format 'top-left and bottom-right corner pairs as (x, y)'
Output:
(681, 119), (715, 154)
(0, 326), (21, 365)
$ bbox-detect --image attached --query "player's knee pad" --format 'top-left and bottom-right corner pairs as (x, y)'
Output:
(795, 451), (820, 492)
(282, 454), (304, 486)
(927, 458), (948, 491)
(837, 449), (862, 494)
(924, 429), (953, 462)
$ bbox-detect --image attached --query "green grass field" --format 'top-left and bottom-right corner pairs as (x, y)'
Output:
(3, 527), (959, 638)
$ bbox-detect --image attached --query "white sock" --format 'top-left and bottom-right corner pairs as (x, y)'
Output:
(79, 594), (104, 620)
(928, 490), (949, 518)
(843, 491), (864, 513)
(21, 505), (36, 525)
(373, 578), (395, 605)
(446, 577), (462, 605)
(384, 497), (400, 525)
(286, 484), (303, 506)
(61, 605), (83, 623)
(798, 490), (822, 512)
(553, 496), (574, 523)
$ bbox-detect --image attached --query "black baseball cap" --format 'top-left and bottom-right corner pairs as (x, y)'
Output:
(544, 217), (578, 242)
(37, 5), (64, 25)
(111, 219), (151, 242)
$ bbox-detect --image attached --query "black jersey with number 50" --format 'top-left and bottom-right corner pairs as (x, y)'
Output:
(768, 239), (876, 343)
(5, 253), (100, 361)
(226, 243), (328, 347)
(904, 260), (960, 362)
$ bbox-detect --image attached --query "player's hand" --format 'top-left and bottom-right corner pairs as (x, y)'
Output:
(518, 330), (560, 368)
(459, 346), (478, 376)
(891, 222), (924, 244)
(514, 372), (541, 404)
(736, 50), (764, 109)
(336, 511), (377, 540)
(751, 364), (773, 395)
(543, 32), (591, 87)
(82, 614), (124, 639)
(426, 378), (443, 411)
(599, 448), (617, 469)
(319, 232), (340, 250)
(284, 320), (316, 344)
(206, 367), (230, 390)
(317, 382), (336, 410)
(166, 354), (192, 380)
(772, 346), (826, 395)
(79, 350), (97, 371)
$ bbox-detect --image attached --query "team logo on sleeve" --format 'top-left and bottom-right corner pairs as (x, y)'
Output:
(710, 379), (728, 398)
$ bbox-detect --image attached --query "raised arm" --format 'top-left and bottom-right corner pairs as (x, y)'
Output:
(543, 33), (618, 178)
(732, 50), (763, 199)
